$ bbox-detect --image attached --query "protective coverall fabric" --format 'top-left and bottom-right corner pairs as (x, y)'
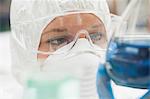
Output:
(10, 0), (111, 84)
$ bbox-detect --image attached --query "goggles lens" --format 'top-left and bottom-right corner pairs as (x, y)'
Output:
(38, 13), (107, 54)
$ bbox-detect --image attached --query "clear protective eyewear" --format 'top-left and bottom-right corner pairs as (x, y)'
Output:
(37, 13), (108, 55)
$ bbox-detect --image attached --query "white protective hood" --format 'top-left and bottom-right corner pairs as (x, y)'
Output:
(10, 0), (111, 84)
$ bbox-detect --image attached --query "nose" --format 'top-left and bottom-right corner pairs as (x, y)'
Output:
(77, 29), (89, 39)
(79, 34), (86, 38)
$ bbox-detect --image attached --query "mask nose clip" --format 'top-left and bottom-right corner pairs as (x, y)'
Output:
(75, 29), (91, 40)
(72, 29), (95, 48)
(79, 33), (86, 38)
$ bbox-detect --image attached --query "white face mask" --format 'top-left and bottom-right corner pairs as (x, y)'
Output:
(38, 38), (106, 98)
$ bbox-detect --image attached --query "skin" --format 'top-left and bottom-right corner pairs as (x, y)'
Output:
(38, 13), (107, 59)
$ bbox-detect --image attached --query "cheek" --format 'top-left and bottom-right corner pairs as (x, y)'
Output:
(39, 42), (48, 51)
(37, 54), (49, 60)
(37, 43), (50, 60)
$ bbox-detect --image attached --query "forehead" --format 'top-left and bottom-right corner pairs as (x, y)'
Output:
(43, 13), (105, 32)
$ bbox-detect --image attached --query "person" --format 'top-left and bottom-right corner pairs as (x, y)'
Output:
(10, 0), (111, 98)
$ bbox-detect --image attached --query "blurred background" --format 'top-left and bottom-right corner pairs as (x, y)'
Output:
(0, 0), (148, 99)
(0, 0), (23, 99)
(0, 0), (11, 32)
(0, 0), (11, 73)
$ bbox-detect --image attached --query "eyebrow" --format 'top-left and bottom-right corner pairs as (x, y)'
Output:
(43, 24), (104, 35)
(43, 28), (68, 34)
(91, 24), (103, 28)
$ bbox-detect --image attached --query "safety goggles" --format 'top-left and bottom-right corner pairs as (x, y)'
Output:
(37, 13), (108, 55)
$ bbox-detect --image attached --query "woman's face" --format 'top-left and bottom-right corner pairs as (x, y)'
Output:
(38, 13), (107, 59)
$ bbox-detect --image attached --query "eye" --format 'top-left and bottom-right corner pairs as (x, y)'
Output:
(46, 37), (69, 46)
(89, 32), (103, 41)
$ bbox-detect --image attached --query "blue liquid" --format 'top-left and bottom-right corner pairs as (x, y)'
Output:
(106, 39), (150, 89)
